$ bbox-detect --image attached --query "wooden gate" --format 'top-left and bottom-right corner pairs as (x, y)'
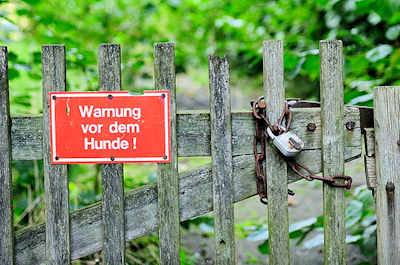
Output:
(0, 40), (396, 265)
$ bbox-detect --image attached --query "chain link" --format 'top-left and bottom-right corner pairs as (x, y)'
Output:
(251, 97), (352, 205)
(251, 97), (295, 204)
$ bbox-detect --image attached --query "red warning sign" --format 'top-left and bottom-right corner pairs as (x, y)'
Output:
(49, 91), (170, 164)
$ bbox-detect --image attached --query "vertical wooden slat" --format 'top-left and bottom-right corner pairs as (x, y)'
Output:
(98, 44), (125, 265)
(208, 55), (235, 265)
(320, 40), (346, 265)
(42, 45), (70, 265)
(154, 42), (180, 265)
(374, 86), (400, 265)
(0, 46), (14, 265)
(263, 40), (290, 265)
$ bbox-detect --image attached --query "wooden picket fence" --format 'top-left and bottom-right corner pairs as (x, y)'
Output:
(0, 40), (398, 265)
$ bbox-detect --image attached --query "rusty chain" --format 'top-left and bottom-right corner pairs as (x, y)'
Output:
(251, 96), (352, 205)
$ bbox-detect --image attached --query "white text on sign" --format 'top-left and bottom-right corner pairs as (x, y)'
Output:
(79, 105), (141, 150)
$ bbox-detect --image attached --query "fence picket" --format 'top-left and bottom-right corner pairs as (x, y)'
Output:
(0, 46), (14, 265)
(98, 44), (125, 265)
(154, 42), (180, 264)
(374, 86), (400, 265)
(320, 40), (346, 265)
(209, 55), (235, 265)
(263, 40), (290, 265)
(42, 45), (70, 265)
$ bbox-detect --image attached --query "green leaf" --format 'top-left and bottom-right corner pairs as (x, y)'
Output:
(289, 230), (303, 239)
(315, 216), (324, 227)
(16, 9), (30, 16)
(304, 234), (324, 249)
(346, 234), (361, 243)
(348, 93), (373, 105)
(360, 229), (377, 257)
(199, 222), (214, 234)
(315, 0), (330, 7)
(363, 224), (376, 239)
(8, 68), (20, 80)
(345, 200), (363, 228)
(325, 11), (341, 28)
(367, 12), (381, 25)
(361, 214), (376, 227)
(247, 225), (268, 241)
(148, 172), (157, 183)
(302, 55), (320, 81)
(257, 240), (270, 254)
(33, 52), (41, 64)
(289, 217), (317, 232)
(386, 25), (400, 40)
(21, 0), (41, 5)
(8, 51), (17, 62)
(366, 44), (393, 62)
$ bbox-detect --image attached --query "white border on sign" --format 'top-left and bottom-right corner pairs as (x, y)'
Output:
(50, 92), (169, 163)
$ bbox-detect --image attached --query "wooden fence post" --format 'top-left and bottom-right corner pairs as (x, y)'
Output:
(208, 55), (235, 265)
(320, 40), (346, 265)
(0, 46), (14, 265)
(98, 44), (125, 265)
(374, 86), (400, 265)
(42, 45), (70, 265)
(263, 40), (290, 265)
(154, 42), (180, 265)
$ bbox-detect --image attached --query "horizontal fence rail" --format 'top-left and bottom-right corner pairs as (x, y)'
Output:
(10, 108), (361, 160)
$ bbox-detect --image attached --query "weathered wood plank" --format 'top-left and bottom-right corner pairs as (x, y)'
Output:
(363, 128), (376, 191)
(42, 45), (70, 265)
(14, 148), (360, 265)
(263, 40), (290, 265)
(364, 156), (376, 191)
(178, 107), (360, 157)
(320, 40), (346, 265)
(209, 55), (235, 265)
(363, 128), (375, 157)
(9, 107), (361, 160)
(0, 46), (14, 265)
(374, 86), (400, 265)
(98, 44), (125, 265)
(11, 115), (43, 160)
(154, 42), (180, 265)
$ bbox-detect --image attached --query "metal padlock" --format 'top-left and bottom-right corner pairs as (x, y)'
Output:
(266, 127), (304, 157)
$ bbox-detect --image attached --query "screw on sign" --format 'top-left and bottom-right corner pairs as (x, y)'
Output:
(49, 91), (171, 164)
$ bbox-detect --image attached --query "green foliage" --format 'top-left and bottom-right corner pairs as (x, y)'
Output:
(73, 233), (198, 265)
(243, 185), (376, 264)
(1, 0), (400, 109)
